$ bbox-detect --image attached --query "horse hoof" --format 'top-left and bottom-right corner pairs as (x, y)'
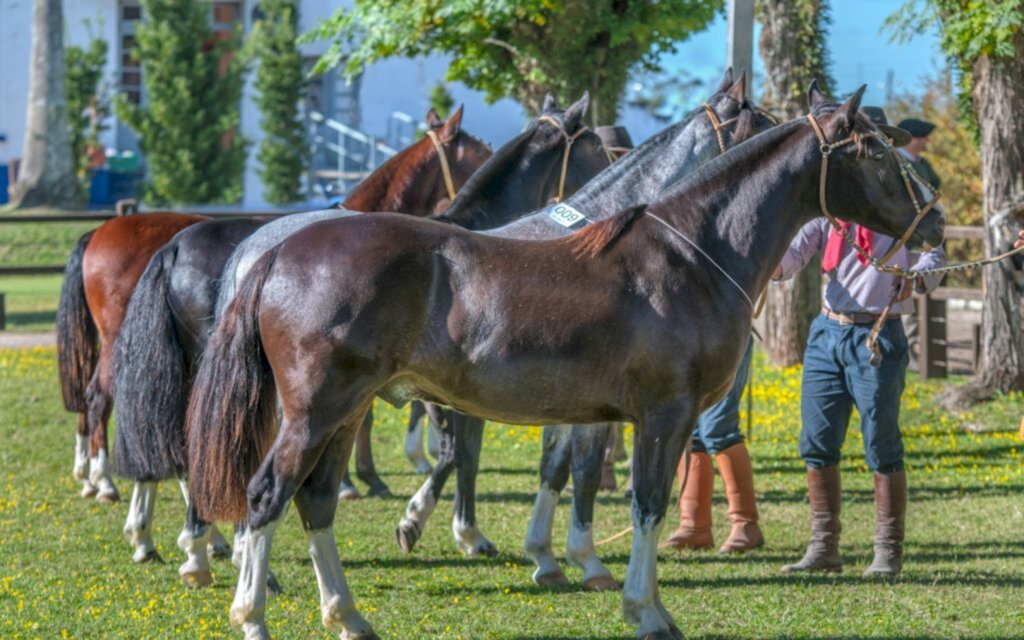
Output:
(534, 569), (570, 588)
(642, 633), (676, 640)
(80, 483), (98, 499)
(413, 461), (433, 474)
(339, 486), (361, 501)
(395, 523), (419, 554)
(209, 543), (233, 561)
(135, 549), (165, 564)
(582, 574), (620, 592)
(267, 571), (284, 596)
(181, 570), (213, 589)
(96, 488), (121, 504)
(366, 483), (393, 499)
(341, 631), (380, 640)
(465, 542), (499, 558)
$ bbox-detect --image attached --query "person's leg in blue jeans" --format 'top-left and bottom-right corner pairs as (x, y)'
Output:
(667, 339), (763, 553)
(783, 316), (851, 573)
(845, 320), (909, 576)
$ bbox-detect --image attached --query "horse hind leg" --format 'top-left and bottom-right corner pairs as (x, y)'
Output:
(85, 356), (120, 503)
(74, 413), (94, 496)
(176, 478), (232, 560)
(567, 423), (618, 591)
(354, 407), (392, 498)
(296, 424), (377, 639)
(450, 413), (497, 557)
(395, 408), (455, 554)
(404, 401), (433, 474)
(123, 480), (162, 563)
(525, 424), (572, 587)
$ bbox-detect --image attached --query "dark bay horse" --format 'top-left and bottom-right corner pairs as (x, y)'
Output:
(111, 108), (493, 579)
(186, 85), (945, 638)
(212, 94), (606, 504)
(395, 70), (776, 587)
(58, 212), (208, 503)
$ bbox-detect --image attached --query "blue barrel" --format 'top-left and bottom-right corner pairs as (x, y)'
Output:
(0, 164), (8, 205)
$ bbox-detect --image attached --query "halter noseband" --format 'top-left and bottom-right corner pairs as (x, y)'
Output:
(425, 129), (458, 201)
(538, 115), (590, 203)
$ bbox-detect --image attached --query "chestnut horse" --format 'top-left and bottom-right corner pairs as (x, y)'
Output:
(56, 107), (484, 508)
(187, 85), (944, 639)
(109, 107), (491, 575)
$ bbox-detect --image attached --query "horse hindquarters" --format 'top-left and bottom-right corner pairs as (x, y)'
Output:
(56, 231), (98, 489)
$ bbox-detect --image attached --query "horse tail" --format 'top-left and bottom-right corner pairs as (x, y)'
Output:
(56, 231), (98, 413)
(187, 246), (280, 522)
(113, 244), (188, 481)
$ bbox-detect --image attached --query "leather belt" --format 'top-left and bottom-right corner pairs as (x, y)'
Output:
(822, 307), (901, 325)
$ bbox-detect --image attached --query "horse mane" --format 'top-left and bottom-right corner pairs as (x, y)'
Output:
(566, 204), (647, 259)
(342, 136), (433, 212)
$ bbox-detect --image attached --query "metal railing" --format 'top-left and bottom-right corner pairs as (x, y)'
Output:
(308, 110), (399, 199)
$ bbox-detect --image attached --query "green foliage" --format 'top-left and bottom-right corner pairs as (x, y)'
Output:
(885, 0), (1024, 136)
(251, 0), (307, 204)
(428, 81), (455, 119)
(64, 35), (109, 188)
(888, 71), (983, 286)
(303, 0), (723, 124)
(114, 0), (248, 205)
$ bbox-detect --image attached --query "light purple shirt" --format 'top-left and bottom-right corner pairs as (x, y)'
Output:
(778, 218), (947, 315)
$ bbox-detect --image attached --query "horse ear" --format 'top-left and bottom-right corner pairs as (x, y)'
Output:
(726, 69), (747, 102)
(426, 108), (444, 129)
(440, 104), (464, 141)
(838, 85), (866, 124)
(716, 67), (734, 94)
(807, 79), (829, 110)
(563, 92), (590, 132)
(542, 93), (559, 113)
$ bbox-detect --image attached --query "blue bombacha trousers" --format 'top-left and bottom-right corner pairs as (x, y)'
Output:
(692, 338), (753, 455)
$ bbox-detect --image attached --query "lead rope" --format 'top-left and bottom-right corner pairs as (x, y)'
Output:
(425, 129), (458, 201)
(538, 115), (590, 203)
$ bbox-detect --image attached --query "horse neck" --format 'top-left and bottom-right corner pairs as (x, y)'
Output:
(654, 121), (823, 304)
(342, 142), (440, 216)
(439, 133), (563, 230)
(565, 115), (712, 218)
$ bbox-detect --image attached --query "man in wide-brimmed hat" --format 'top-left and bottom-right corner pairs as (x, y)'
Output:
(896, 117), (941, 192)
(773, 107), (946, 578)
(594, 125), (634, 163)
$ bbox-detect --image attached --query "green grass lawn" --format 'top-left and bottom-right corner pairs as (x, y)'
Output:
(2, 347), (1024, 639)
(0, 275), (64, 331)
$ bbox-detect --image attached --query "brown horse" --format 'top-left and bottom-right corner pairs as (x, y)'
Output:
(56, 107), (488, 508)
(186, 85), (944, 638)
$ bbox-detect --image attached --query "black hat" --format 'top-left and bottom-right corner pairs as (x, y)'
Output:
(861, 106), (911, 147)
(897, 118), (936, 139)
(595, 125), (634, 153)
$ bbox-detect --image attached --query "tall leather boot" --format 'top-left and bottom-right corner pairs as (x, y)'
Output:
(716, 443), (764, 554)
(664, 452), (714, 550)
(781, 465), (843, 573)
(863, 470), (907, 577)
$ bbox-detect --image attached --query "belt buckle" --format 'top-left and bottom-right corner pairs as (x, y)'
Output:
(835, 312), (853, 326)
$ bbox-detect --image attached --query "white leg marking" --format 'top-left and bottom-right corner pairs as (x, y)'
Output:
(89, 448), (120, 502)
(232, 528), (246, 569)
(622, 519), (675, 637)
(178, 526), (213, 587)
(524, 488), (562, 580)
(404, 413), (432, 473)
(308, 528), (374, 636)
(566, 517), (613, 584)
(73, 434), (90, 481)
(230, 520), (279, 640)
(399, 478), (437, 535)
(427, 419), (441, 460)
(452, 513), (496, 557)
(123, 481), (158, 562)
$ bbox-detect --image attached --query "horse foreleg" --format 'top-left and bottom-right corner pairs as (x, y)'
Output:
(568, 423), (618, 591)
(354, 407), (392, 497)
(451, 413), (496, 557)
(525, 424), (572, 586)
(396, 409), (455, 554)
(622, 402), (694, 640)
(123, 480), (161, 563)
(404, 401), (433, 474)
(296, 425), (377, 639)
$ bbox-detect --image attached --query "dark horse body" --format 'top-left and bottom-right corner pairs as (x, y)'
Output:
(58, 212), (208, 504)
(395, 71), (778, 588)
(112, 108), (493, 580)
(187, 86), (944, 639)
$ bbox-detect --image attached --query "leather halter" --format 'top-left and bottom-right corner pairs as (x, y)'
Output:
(538, 115), (590, 203)
(701, 102), (780, 153)
(425, 129), (458, 201)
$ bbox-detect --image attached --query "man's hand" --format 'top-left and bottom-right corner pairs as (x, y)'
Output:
(771, 265), (783, 280)
(1014, 229), (1024, 249)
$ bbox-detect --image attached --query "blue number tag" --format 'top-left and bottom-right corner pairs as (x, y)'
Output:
(547, 203), (589, 229)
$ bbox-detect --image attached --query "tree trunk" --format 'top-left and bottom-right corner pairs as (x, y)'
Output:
(9, 0), (82, 209)
(941, 27), (1024, 409)
(758, 0), (832, 365)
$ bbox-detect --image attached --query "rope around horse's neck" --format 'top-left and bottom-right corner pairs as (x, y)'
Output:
(425, 129), (457, 201)
(538, 115), (590, 203)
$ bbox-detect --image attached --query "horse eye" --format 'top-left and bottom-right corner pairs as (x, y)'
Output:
(872, 152), (885, 162)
